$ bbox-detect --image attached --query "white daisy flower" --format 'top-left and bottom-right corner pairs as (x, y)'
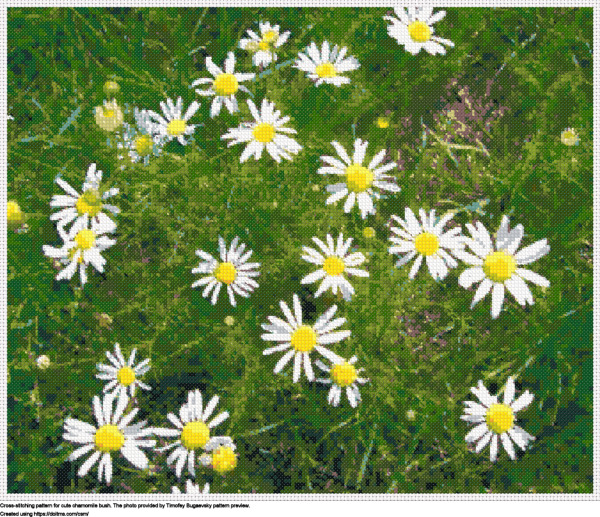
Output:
(95, 99), (124, 132)
(239, 22), (291, 68)
(172, 480), (210, 494)
(147, 96), (200, 146)
(118, 108), (165, 165)
(49, 163), (119, 234)
(200, 437), (238, 475)
(315, 355), (369, 408)
(63, 392), (156, 485)
(301, 233), (369, 300)
(191, 52), (255, 118)
(192, 236), (260, 307)
(152, 389), (230, 479)
(261, 294), (349, 383)
(294, 41), (360, 87)
(388, 207), (465, 280)
(96, 343), (151, 408)
(384, 7), (455, 56)
(463, 377), (535, 462)
(318, 138), (400, 219)
(221, 99), (302, 163)
(42, 215), (116, 286)
(454, 216), (550, 319)
(560, 127), (580, 146)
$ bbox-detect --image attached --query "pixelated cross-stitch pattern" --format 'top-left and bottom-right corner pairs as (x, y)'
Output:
(6, 6), (593, 494)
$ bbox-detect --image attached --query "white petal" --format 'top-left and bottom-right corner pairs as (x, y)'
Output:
(77, 450), (101, 478)
(504, 377), (515, 405)
(501, 432), (516, 460)
(465, 423), (489, 443)
(514, 239), (550, 265)
(202, 395), (219, 422)
(408, 254), (423, 279)
(489, 434), (499, 462)
(293, 352), (302, 383)
(122, 443), (149, 469)
(303, 353), (314, 382)
(458, 267), (485, 289)
(273, 349), (295, 374)
(471, 278), (493, 308)
(491, 282), (505, 319)
(516, 268), (550, 288)
(511, 391), (534, 412)
(505, 275), (533, 306)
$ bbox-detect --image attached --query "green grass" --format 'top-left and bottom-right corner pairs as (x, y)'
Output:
(7, 7), (593, 494)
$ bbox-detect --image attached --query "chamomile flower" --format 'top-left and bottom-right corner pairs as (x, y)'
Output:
(200, 437), (238, 475)
(221, 99), (302, 163)
(172, 480), (210, 494)
(95, 99), (124, 131)
(152, 390), (230, 479)
(315, 355), (369, 408)
(301, 233), (369, 300)
(96, 343), (151, 407)
(261, 294), (349, 383)
(49, 163), (120, 233)
(36, 355), (50, 370)
(294, 41), (360, 87)
(384, 7), (455, 56)
(561, 127), (580, 146)
(7, 200), (23, 226)
(191, 236), (260, 307)
(388, 208), (465, 280)
(240, 22), (291, 68)
(118, 108), (165, 164)
(454, 216), (550, 319)
(318, 139), (400, 219)
(63, 392), (156, 485)
(147, 97), (200, 146)
(191, 52), (255, 118)
(463, 377), (535, 462)
(42, 215), (116, 286)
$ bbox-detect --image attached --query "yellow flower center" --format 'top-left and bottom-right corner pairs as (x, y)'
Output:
(323, 256), (345, 276)
(363, 227), (376, 239)
(167, 119), (187, 136)
(414, 232), (440, 256)
(408, 21), (432, 42)
(290, 325), (317, 353)
(212, 446), (238, 474)
(7, 201), (22, 222)
(103, 81), (120, 96)
(74, 229), (96, 251)
(213, 73), (239, 96)
(262, 31), (278, 43)
(345, 164), (374, 192)
(135, 135), (154, 156)
(103, 110), (115, 118)
(330, 362), (358, 388)
(75, 189), (103, 217)
(485, 403), (515, 435)
(180, 421), (210, 450)
(252, 122), (276, 143)
(117, 366), (136, 387)
(214, 262), (237, 285)
(95, 424), (125, 453)
(561, 130), (579, 146)
(246, 41), (260, 52)
(483, 251), (516, 283)
(376, 117), (390, 129)
(315, 62), (337, 78)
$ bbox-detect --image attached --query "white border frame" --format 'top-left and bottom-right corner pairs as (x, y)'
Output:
(1, 0), (597, 501)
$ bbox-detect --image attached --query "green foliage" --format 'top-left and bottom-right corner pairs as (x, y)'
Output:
(7, 7), (593, 493)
